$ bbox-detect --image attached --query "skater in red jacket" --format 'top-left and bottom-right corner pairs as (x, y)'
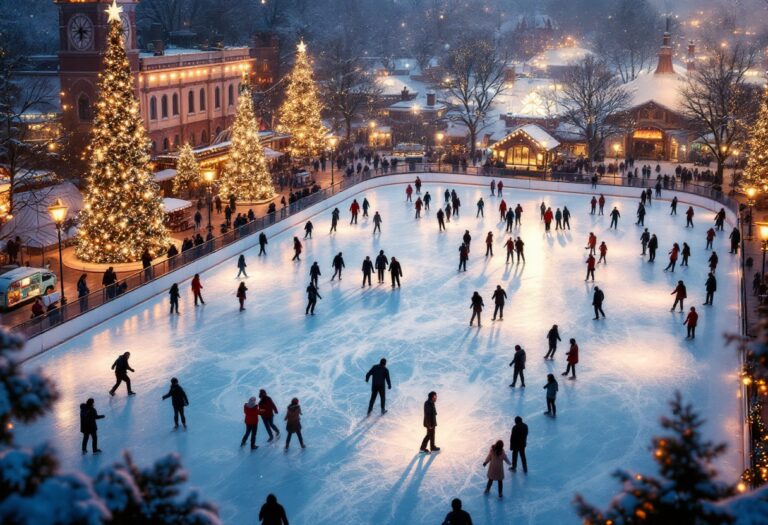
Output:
(684, 307), (698, 339)
(585, 254), (596, 281)
(241, 397), (260, 450)
(191, 274), (205, 306)
(349, 199), (360, 224)
(664, 243), (679, 272)
(586, 232), (597, 255)
(598, 194), (606, 215)
(485, 232), (494, 257)
(543, 207), (554, 231)
(598, 242), (607, 264)
(590, 196), (597, 215)
(670, 280), (687, 312)
(706, 228), (716, 250)
(499, 199), (508, 221)
(405, 184), (413, 202)
(562, 339), (578, 379)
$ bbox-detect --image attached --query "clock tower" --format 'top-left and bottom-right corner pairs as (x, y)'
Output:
(56, 0), (140, 156)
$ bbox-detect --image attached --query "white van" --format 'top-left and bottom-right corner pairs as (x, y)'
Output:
(0, 266), (57, 310)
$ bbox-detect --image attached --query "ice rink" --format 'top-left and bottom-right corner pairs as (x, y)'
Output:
(16, 180), (744, 524)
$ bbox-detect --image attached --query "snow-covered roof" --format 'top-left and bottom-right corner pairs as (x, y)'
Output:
(376, 75), (425, 97)
(492, 124), (560, 151)
(389, 95), (445, 112)
(162, 198), (192, 214)
(625, 64), (688, 111)
(531, 47), (592, 68)
(497, 77), (562, 118)
(153, 169), (176, 182)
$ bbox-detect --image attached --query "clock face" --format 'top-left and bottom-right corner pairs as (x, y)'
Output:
(120, 13), (132, 48)
(68, 14), (94, 51)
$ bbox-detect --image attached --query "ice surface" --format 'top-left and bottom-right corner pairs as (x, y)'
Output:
(15, 182), (743, 524)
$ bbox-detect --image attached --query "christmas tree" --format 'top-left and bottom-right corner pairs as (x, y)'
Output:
(744, 86), (768, 188)
(172, 143), (200, 197)
(218, 84), (275, 202)
(574, 392), (735, 524)
(277, 40), (328, 160)
(76, 2), (169, 264)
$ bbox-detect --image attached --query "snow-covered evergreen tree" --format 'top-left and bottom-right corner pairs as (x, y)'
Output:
(172, 143), (200, 197)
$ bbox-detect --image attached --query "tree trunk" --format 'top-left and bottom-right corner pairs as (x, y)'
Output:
(469, 128), (477, 161)
(345, 116), (352, 143)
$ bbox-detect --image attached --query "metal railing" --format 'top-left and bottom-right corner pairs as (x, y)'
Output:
(11, 163), (739, 339)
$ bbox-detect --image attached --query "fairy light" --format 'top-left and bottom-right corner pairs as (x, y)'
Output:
(173, 144), (200, 195)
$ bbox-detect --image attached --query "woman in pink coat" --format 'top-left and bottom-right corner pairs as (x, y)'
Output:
(483, 440), (511, 497)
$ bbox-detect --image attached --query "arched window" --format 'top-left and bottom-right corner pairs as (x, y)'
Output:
(172, 93), (179, 116)
(215, 86), (221, 109)
(161, 95), (168, 119)
(188, 90), (195, 114)
(189, 131), (195, 146)
(77, 93), (91, 121)
(199, 88), (206, 111)
(162, 137), (169, 151)
(228, 84), (234, 106)
(149, 96), (157, 120)
(174, 134), (180, 149)
(201, 130), (208, 145)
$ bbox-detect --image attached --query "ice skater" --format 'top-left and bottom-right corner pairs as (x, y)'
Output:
(598, 242), (607, 264)
(259, 389), (280, 441)
(562, 339), (578, 379)
(482, 440), (511, 497)
(350, 199), (360, 224)
(414, 197), (423, 218)
(543, 207), (553, 231)
(331, 252), (345, 281)
(162, 377), (189, 429)
(590, 196), (597, 215)
(670, 280), (687, 312)
(709, 251), (719, 273)
(490, 180), (496, 196)
(477, 197), (485, 217)
(241, 397), (260, 450)
(169, 283), (180, 314)
(505, 208), (515, 232)
(592, 286), (606, 319)
(304, 220), (313, 239)
(640, 228), (650, 255)
(372, 211), (383, 234)
(515, 204), (523, 226)
(463, 230), (472, 249)
(684, 307), (698, 339)
(258, 232), (268, 255)
(586, 232), (597, 255)
(236, 254), (248, 278)
(729, 227), (741, 254)
(599, 195), (606, 215)
(585, 254), (596, 281)
(670, 196), (678, 215)
(515, 237), (525, 263)
(406, 184), (413, 202)
(509, 416), (528, 473)
(362, 198), (370, 218)
(80, 398), (104, 454)
(258, 494), (289, 525)
(415, 176), (422, 194)
(704, 272), (717, 305)
(497, 180), (504, 197)
(191, 274), (205, 306)
(305, 282), (322, 315)
(470, 291), (484, 327)
(292, 237), (302, 261)
(509, 345), (526, 387)
(648, 234), (659, 262)
(499, 199), (507, 222)
(685, 206), (694, 228)
(609, 206), (620, 229)
(539, 201), (546, 221)
(681, 242), (691, 266)
(237, 282), (247, 311)
(562, 206), (571, 229)
(544, 374), (558, 417)
(375, 250), (389, 283)
(309, 261), (321, 287)
(361, 256), (374, 287)
(504, 237), (515, 263)
(330, 208), (340, 233)
(365, 358), (392, 415)
(715, 208), (726, 231)
(664, 243), (679, 272)
(706, 228), (715, 250)
(491, 285), (507, 320)
(636, 202), (646, 226)
(389, 257), (402, 288)
(443, 499), (472, 525)
(284, 398), (305, 449)
(109, 351), (135, 396)
(458, 243), (469, 272)
(419, 391), (440, 453)
(485, 232), (494, 257)
(423, 191), (431, 210)
(545, 324), (561, 359)
(437, 208), (446, 231)
(555, 208), (563, 230)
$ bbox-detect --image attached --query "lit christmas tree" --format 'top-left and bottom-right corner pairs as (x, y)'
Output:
(743, 86), (768, 188)
(172, 143), (200, 197)
(218, 84), (276, 202)
(277, 40), (328, 160)
(76, 1), (169, 264)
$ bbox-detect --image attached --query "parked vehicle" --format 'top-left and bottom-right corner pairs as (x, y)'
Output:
(0, 266), (57, 310)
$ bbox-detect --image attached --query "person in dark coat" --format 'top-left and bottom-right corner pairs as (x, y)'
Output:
(303, 220), (313, 239)
(562, 338), (578, 379)
(236, 282), (248, 311)
(423, 191), (431, 210)
(670, 280), (687, 312)
(77, 273), (90, 313)
(292, 237), (303, 261)
(372, 211), (383, 234)
(309, 262), (321, 287)
(609, 207), (620, 229)
(458, 243), (469, 272)
(109, 351), (135, 396)
(592, 286), (605, 320)
(684, 307), (699, 339)
(361, 256), (374, 288)
(636, 203), (646, 226)
(709, 251), (719, 273)
(515, 237), (525, 263)
(491, 285), (507, 321)
(162, 377), (189, 428)
(419, 391), (439, 453)
(330, 208), (340, 233)
(103, 266), (118, 299)
(729, 227), (741, 254)
(544, 374), (558, 417)
(258, 232), (268, 256)
(685, 206), (695, 228)
(305, 282), (322, 315)
(648, 234), (659, 262)
(284, 398), (305, 449)
(704, 272), (717, 305)
(362, 198), (370, 217)
(714, 208), (726, 231)
(366, 358), (392, 415)
(681, 242), (691, 267)
(463, 230), (472, 249)
(331, 252), (345, 281)
(375, 250), (389, 283)
(706, 228), (716, 250)
(562, 206), (571, 229)
(237, 254), (248, 278)
(437, 208), (446, 231)
(640, 228), (650, 255)
(469, 291), (484, 327)
(258, 494), (289, 525)
(169, 283), (180, 314)
(389, 257), (402, 288)
(476, 198), (485, 218)
(509, 345), (526, 387)
(80, 398), (104, 454)
(670, 196), (678, 215)
(443, 498), (473, 525)
(509, 416), (528, 473)
(485, 232), (494, 256)
(241, 396), (260, 449)
(545, 324), (561, 359)
(505, 208), (515, 232)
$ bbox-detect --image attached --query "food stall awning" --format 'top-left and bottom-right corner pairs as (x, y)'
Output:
(154, 169), (177, 182)
(161, 198), (192, 214)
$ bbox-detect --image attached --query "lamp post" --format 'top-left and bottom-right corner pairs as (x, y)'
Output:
(613, 143), (620, 184)
(47, 198), (68, 304)
(746, 186), (757, 240)
(759, 222), (768, 284)
(203, 170), (215, 232)
(435, 132), (444, 172)
(328, 136), (338, 187)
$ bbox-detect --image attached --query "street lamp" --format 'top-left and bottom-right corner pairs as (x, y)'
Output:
(746, 186), (757, 240)
(435, 131), (444, 172)
(47, 198), (68, 304)
(328, 136), (338, 186)
(203, 170), (215, 232)
(613, 143), (620, 184)
(758, 222), (768, 284)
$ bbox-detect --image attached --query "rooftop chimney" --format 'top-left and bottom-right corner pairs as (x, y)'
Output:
(426, 93), (436, 106)
(687, 41), (696, 73)
(654, 17), (674, 75)
(401, 87), (410, 101)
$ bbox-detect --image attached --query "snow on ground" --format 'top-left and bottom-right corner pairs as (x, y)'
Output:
(16, 182), (743, 524)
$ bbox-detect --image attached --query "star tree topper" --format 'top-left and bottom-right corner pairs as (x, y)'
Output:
(297, 39), (307, 54)
(106, 0), (123, 23)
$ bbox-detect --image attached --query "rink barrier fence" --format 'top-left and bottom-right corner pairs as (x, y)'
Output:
(15, 164), (741, 361)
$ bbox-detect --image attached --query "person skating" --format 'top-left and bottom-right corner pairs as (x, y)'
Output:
(236, 282), (247, 311)
(330, 208), (340, 233)
(292, 237), (303, 261)
(476, 197), (485, 218)
(443, 499), (473, 525)
(372, 211), (383, 234)
(715, 208), (726, 231)
(590, 196), (597, 215)
(664, 243), (680, 272)
(515, 236), (525, 263)
(543, 207), (554, 231)
(415, 176), (422, 194)
(375, 250), (389, 283)
(309, 261), (322, 287)
(504, 237), (515, 264)
(361, 256), (374, 288)
(729, 227), (741, 254)
(609, 206), (620, 229)
(304, 220), (313, 239)
(592, 286), (605, 319)
(162, 377), (189, 429)
(491, 285), (507, 320)
(189, 274), (205, 306)
(545, 324), (561, 359)
(350, 199), (360, 224)
(562, 206), (571, 229)
(544, 374), (558, 417)
(285, 398), (305, 449)
(482, 440), (511, 498)
(505, 208), (515, 232)
(437, 208), (446, 231)
(640, 228), (650, 255)
(648, 233), (659, 262)
(419, 391), (439, 453)
(423, 191), (431, 210)
(555, 208), (563, 230)
(598, 194), (606, 215)
(684, 307), (698, 339)
(685, 206), (695, 228)
(670, 196), (678, 215)
(80, 398), (104, 454)
(485, 232), (494, 257)
(463, 230), (472, 249)
(585, 254), (596, 281)
(670, 280), (687, 312)
(258, 494), (289, 525)
(241, 397), (260, 450)
(406, 184), (413, 202)
(389, 257), (402, 288)
(515, 204), (523, 226)
(258, 232), (268, 255)
(331, 252), (345, 281)
(506, 416), (529, 481)
(109, 351), (135, 396)
(469, 291), (484, 327)
(499, 199), (508, 222)
(636, 202), (646, 226)
(709, 251), (719, 273)
(586, 232), (597, 255)
(169, 283), (181, 314)
(305, 282), (322, 315)
(704, 272), (717, 305)
(445, 188), (451, 203)
(366, 358), (392, 415)
(258, 389), (280, 441)
(562, 339), (578, 379)
(414, 197), (423, 219)
(706, 228), (716, 250)
(539, 201), (546, 221)
(237, 254), (248, 278)
(598, 242), (607, 264)
(458, 243), (469, 272)
(490, 179), (496, 196)
(509, 345), (526, 387)
(646, 187), (653, 205)
(362, 197), (370, 218)
(497, 180), (504, 197)
(681, 242), (691, 266)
